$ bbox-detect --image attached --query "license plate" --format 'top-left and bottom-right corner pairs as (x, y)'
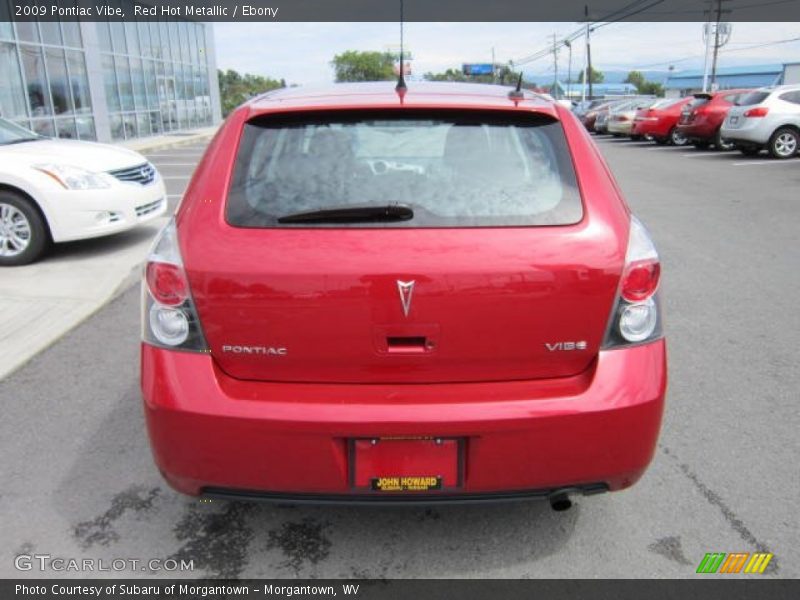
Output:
(351, 438), (462, 492)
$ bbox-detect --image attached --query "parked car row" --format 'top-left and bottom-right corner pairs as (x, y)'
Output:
(578, 84), (800, 159)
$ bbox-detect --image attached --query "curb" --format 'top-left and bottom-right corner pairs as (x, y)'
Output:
(119, 126), (218, 154)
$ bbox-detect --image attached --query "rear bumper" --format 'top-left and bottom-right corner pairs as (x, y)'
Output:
(676, 121), (717, 141)
(720, 123), (771, 146)
(141, 340), (667, 498)
(607, 121), (634, 135)
(632, 119), (671, 138)
(204, 483), (610, 506)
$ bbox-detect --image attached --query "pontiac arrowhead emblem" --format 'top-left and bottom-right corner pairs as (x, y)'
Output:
(397, 280), (415, 317)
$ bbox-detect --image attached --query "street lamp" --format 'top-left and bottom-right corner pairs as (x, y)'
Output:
(564, 39), (572, 101)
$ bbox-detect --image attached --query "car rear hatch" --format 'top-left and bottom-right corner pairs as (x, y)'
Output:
(680, 94), (710, 124)
(725, 90), (771, 130)
(635, 107), (655, 121)
(181, 109), (624, 384)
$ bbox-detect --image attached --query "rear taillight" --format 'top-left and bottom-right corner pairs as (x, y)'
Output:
(141, 218), (208, 351)
(622, 260), (660, 302)
(744, 107), (769, 118)
(146, 263), (188, 306)
(602, 216), (663, 348)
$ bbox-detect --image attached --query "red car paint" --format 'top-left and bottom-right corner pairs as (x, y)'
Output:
(140, 83), (667, 502)
(676, 89), (752, 144)
(631, 97), (693, 141)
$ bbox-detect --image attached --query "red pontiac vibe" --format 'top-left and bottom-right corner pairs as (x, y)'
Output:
(631, 97), (693, 145)
(140, 82), (666, 509)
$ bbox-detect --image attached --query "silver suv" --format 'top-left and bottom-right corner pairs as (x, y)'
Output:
(721, 85), (800, 158)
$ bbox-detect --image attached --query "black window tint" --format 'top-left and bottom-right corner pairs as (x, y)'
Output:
(779, 91), (800, 105)
(737, 91), (771, 106)
(226, 111), (583, 228)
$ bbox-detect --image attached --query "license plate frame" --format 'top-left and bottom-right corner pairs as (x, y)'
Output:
(349, 437), (464, 493)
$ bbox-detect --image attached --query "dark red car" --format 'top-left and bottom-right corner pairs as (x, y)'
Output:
(631, 97), (693, 145)
(580, 100), (616, 132)
(140, 82), (666, 508)
(676, 89), (752, 149)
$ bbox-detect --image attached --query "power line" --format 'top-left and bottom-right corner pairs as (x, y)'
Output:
(616, 36), (800, 71)
(511, 0), (665, 68)
(592, 0), (666, 31)
(722, 36), (800, 52)
(646, 0), (800, 13)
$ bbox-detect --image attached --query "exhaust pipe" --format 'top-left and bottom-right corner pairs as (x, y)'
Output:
(549, 491), (573, 512)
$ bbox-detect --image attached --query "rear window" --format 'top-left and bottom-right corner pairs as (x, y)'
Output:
(688, 97), (709, 110)
(226, 111), (583, 228)
(655, 98), (683, 109)
(737, 91), (771, 106)
(780, 91), (800, 105)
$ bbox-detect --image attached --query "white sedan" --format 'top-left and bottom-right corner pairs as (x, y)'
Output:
(0, 118), (167, 265)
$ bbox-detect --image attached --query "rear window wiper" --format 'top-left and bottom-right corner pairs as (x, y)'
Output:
(277, 204), (414, 224)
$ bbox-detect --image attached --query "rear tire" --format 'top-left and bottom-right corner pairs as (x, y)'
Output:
(714, 129), (736, 151)
(0, 191), (49, 266)
(767, 127), (799, 159)
(669, 127), (689, 146)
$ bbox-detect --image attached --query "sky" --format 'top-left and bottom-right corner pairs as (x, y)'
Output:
(211, 21), (800, 85)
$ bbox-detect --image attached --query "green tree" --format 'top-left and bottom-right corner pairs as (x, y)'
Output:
(624, 70), (646, 90)
(217, 69), (285, 116)
(639, 81), (665, 96)
(424, 68), (469, 82)
(330, 50), (396, 82)
(625, 70), (664, 97)
(576, 66), (604, 84)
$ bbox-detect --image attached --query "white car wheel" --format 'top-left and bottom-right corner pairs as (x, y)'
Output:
(769, 128), (799, 159)
(0, 193), (49, 266)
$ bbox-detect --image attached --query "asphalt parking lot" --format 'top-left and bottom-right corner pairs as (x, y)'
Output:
(143, 142), (210, 213)
(0, 135), (797, 579)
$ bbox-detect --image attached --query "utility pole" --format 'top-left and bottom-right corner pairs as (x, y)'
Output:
(491, 46), (496, 83)
(709, 0), (732, 90)
(701, 0), (713, 92)
(552, 34), (559, 98)
(585, 5), (593, 100)
(565, 39), (572, 101)
(581, 50), (587, 102)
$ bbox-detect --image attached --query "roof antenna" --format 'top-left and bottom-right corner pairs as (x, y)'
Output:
(508, 71), (524, 100)
(395, 0), (407, 93)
